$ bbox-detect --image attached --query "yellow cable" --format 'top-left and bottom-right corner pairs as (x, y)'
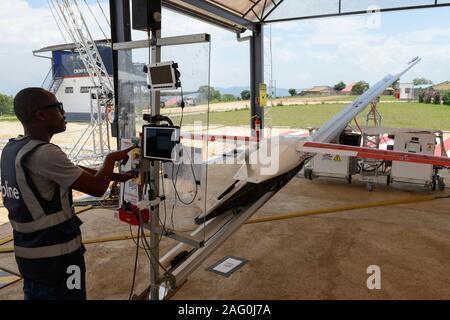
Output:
(0, 235), (13, 246)
(246, 195), (436, 224)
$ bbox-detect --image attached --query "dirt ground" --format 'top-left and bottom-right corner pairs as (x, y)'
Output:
(1, 118), (450, 300)
(161, 96), (405, 116)
(1, 163), (450, 300)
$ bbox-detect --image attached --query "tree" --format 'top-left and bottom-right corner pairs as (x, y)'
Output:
(0, 93), (14, 116)
(413, 78), (433, 86)
(288, 88), (297, 97)
(221, 94), (236, 102)
(240, 90), (251, 100)
(434, 92), (441, 105)
(418, 91), (425, 103)
(334, 81), (346, 92)
(351, 81), (370, 95)
(424, 91), (433, 104)
(443, 91), (450, 106)
(198, 85), (221, 102)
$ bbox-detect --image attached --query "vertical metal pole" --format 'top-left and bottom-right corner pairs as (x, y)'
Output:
(98, 91), (104, 154)
(250, 23), (264, 133)
(91, 94), (97, 153)
(109, 0), (131, 146)
(149, 29), (161, 301)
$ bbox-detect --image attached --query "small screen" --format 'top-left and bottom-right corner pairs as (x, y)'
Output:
(143, 126), (179, 161)
(149, 65), (173, 85)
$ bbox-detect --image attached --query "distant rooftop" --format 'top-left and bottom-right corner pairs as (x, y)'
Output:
(303, 85), (334, 92)
(33, 39), (111, 54)
(432, 81), (450, 91)
(341, 82), (356, 93)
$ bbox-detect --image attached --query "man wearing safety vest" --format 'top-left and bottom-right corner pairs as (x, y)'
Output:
(0, 88), (137, 300)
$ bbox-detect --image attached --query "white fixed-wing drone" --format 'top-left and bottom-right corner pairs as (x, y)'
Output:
(193, 56), (449, 224)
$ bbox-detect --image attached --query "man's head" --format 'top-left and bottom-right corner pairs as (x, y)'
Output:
(14, 87), (66, 134)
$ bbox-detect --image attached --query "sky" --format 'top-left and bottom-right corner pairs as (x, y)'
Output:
(1, 1), (450, 95)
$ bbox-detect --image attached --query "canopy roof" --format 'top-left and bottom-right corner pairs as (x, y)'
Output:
(162, 0), (450, 32)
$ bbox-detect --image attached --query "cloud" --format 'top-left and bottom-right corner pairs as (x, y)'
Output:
(0, 0), (111, 95)
(1, 1), (450, 95)
(0, 1), (250, 95)
(269, 14), (450, 88)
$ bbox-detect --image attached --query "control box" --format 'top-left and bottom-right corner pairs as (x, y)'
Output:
(120, 137), (141, 206)
(390, 132), (436, 184)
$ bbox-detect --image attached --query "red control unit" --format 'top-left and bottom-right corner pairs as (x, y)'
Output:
(118, 204), (150, 225)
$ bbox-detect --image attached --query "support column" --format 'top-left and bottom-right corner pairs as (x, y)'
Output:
(250, 23), (264, 132)
(109, 0), (131, 146)
(149, 28), (161, 301)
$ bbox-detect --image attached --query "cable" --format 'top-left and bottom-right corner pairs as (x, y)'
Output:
(179, 87), (185, 127)
(83, 0), (110, 43)
(160, 166), (169, 233)
(171, 161), (198, 205)
(48, 0), (72, 43)
(140, 221), (169, 273)
(128, 221), (140, 300)
(96, 0), (111, 27)
(47, 0), (68, 43)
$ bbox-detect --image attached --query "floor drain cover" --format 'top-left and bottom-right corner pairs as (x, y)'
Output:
(207, 256), (248, 277)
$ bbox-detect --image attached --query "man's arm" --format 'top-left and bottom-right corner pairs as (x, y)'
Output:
(71, 146), (137, 197)
(78, 165), (96, 175)
(78, 165), (135, 183)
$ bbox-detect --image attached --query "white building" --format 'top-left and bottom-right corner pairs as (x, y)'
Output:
(399, 82), (414, 100)
(33, 41), (113, 121)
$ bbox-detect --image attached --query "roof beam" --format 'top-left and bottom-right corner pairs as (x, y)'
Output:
(163, 0), (257, 32)
(264, 3), (450, 24)
(261, 0), (284, 22)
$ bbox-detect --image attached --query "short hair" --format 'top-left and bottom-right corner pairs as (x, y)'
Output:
(14, 87), (54, 124)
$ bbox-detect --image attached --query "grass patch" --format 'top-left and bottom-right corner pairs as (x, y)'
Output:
(175, 102), (450, 131)
(0, 115), (18, 121)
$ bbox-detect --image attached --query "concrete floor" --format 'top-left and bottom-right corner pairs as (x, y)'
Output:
(1, 165), (450, 300)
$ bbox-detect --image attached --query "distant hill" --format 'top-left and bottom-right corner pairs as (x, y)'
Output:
(215, 86), (291, 98)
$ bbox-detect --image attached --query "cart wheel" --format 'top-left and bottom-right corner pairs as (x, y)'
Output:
(438, 180), (446, 192)
(304, 168), (313, 180)
(366, 183), (374, 192)
(431, 179), (437, 191)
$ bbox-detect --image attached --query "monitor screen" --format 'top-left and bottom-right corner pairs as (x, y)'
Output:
(142, 126), (180, 162)
(149, 65), (173, 85)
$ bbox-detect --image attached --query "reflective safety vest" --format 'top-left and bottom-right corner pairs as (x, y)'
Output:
(1, 136), (84, 283)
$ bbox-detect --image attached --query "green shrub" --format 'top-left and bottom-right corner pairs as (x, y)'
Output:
(0, 93), (14, 115)
(351, 81), (370, 95)
(418, 91), (425, 103)
(434, 92), (441, 105)
(443, 91), (450, 106)
(424, 92), (433, 104)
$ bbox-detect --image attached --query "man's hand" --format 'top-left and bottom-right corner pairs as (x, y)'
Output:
(107, 145), (138, 166)
(71, 145), (138, 197)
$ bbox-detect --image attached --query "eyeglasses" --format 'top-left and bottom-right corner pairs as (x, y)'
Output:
(37, 102), (64, 112)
